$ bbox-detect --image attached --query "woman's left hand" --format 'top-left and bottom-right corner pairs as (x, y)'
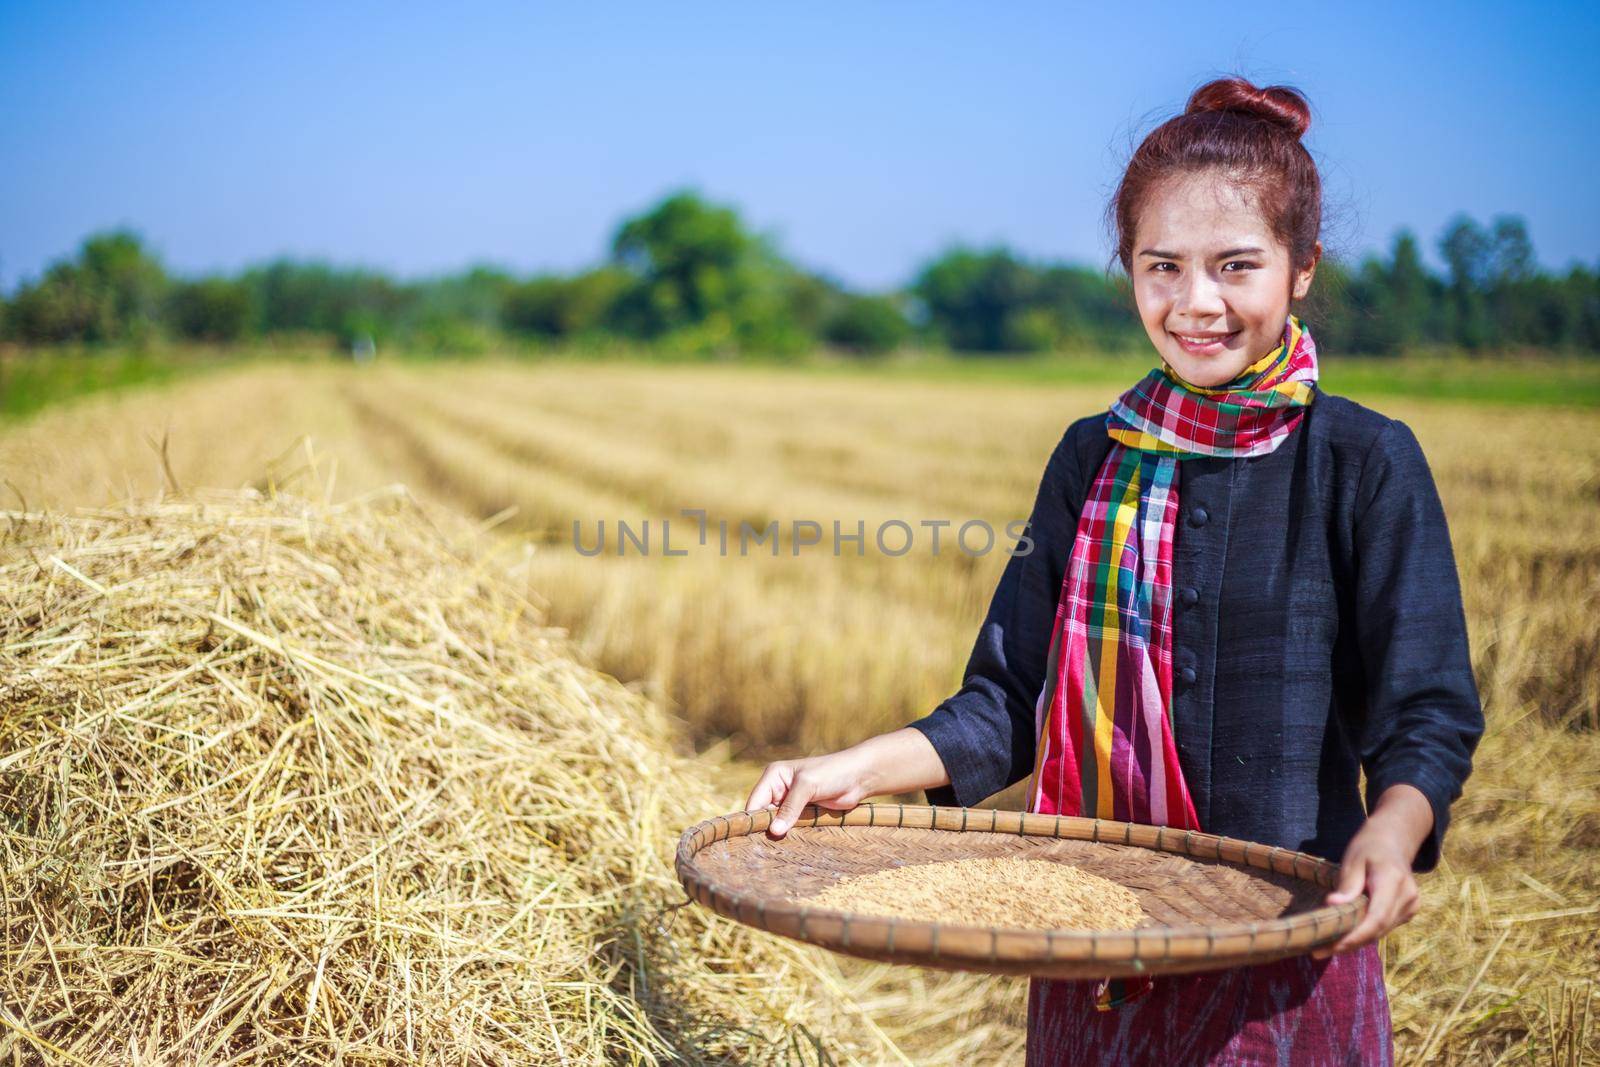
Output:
(1313, 784), (1433, 959)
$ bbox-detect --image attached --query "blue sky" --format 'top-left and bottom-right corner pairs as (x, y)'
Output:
(2, 2), (1597, 293)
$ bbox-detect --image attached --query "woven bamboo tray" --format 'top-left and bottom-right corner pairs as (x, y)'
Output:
(675, 804), (1365, 978)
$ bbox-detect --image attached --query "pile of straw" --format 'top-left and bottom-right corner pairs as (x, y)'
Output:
(0, 486), (898, 1064)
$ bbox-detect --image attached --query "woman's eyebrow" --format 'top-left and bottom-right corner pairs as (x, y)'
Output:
(1138, 246), (1268, 259)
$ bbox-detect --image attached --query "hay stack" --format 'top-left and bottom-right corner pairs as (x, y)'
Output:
(0, 486), (895, 1065)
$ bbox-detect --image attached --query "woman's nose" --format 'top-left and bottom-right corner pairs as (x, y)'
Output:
(1175, 269), (1227, 318)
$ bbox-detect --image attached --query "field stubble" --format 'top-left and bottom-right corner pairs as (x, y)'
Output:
(1, 357), (1595, 1064)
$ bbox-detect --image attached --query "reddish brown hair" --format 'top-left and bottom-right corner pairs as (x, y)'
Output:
(1108, 77), (1322, 281)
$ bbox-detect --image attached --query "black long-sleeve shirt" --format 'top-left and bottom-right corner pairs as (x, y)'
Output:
(904, 388), (1484, 874)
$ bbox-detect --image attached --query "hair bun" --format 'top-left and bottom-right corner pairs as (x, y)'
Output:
(1185, 77), (1311, 139)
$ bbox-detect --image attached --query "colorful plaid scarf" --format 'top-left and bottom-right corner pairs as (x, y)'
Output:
(1025, 314), (1319, 1010)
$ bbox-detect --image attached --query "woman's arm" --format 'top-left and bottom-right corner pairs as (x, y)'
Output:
(1320, 416), (1485, 954)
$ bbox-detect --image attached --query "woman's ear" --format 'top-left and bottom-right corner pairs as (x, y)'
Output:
(1292, 240), (1323, 301)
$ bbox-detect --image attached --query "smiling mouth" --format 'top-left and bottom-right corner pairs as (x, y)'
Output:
(1171, 330), (1239, 352)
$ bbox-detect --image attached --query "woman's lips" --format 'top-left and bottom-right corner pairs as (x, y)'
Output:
(1171, 330), (1238, 356)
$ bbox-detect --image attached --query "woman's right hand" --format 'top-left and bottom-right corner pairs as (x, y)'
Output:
(742, 728), (952, 838)
(743, 747), (876, 838)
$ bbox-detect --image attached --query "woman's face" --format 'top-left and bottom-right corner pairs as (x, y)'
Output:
(1130, 170), (1319, 388)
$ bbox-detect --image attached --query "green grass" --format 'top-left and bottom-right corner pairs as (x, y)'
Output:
(0, 343), (330, 421)
(3, 342), (1596, 421)
(1317, 355), (1600, 406)
(0, 348), (238, 420)
(787, 348), (1600, 407)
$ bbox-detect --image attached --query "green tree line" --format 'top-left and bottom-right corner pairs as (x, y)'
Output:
(3, 190), (1596, 357)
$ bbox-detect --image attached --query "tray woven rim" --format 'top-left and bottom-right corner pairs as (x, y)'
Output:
(675, 803), (1366, 976)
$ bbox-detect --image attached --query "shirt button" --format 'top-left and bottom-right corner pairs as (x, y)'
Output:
(1179, 586), (1199, 608)
(1179, 666), (1198, 686)
(1188, 506), (1210, 528)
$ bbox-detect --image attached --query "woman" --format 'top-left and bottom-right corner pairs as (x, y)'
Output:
(744, 76), (1483, 1065)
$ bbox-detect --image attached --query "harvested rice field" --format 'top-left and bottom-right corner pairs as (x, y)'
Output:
(1, 356), (1596, 1064)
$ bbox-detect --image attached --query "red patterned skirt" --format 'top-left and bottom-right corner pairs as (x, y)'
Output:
(1025, 943), (1392, 1066)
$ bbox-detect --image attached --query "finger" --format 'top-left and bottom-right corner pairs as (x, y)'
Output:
(1330, 864), (1403, 955)
(769, 773), (816, 837)
(1326, 854), (1368, 905)
(744, 767), (779, 813)
(1315, 857), (1374, 959)
(1397, 880), (1421, 924)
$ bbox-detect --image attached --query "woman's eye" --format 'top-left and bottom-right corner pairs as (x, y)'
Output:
(1150, 262), (1177, 273)
(1222, 260), (1258, 272)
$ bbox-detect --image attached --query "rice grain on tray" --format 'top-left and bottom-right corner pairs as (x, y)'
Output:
(800, 858), (1145, 931)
